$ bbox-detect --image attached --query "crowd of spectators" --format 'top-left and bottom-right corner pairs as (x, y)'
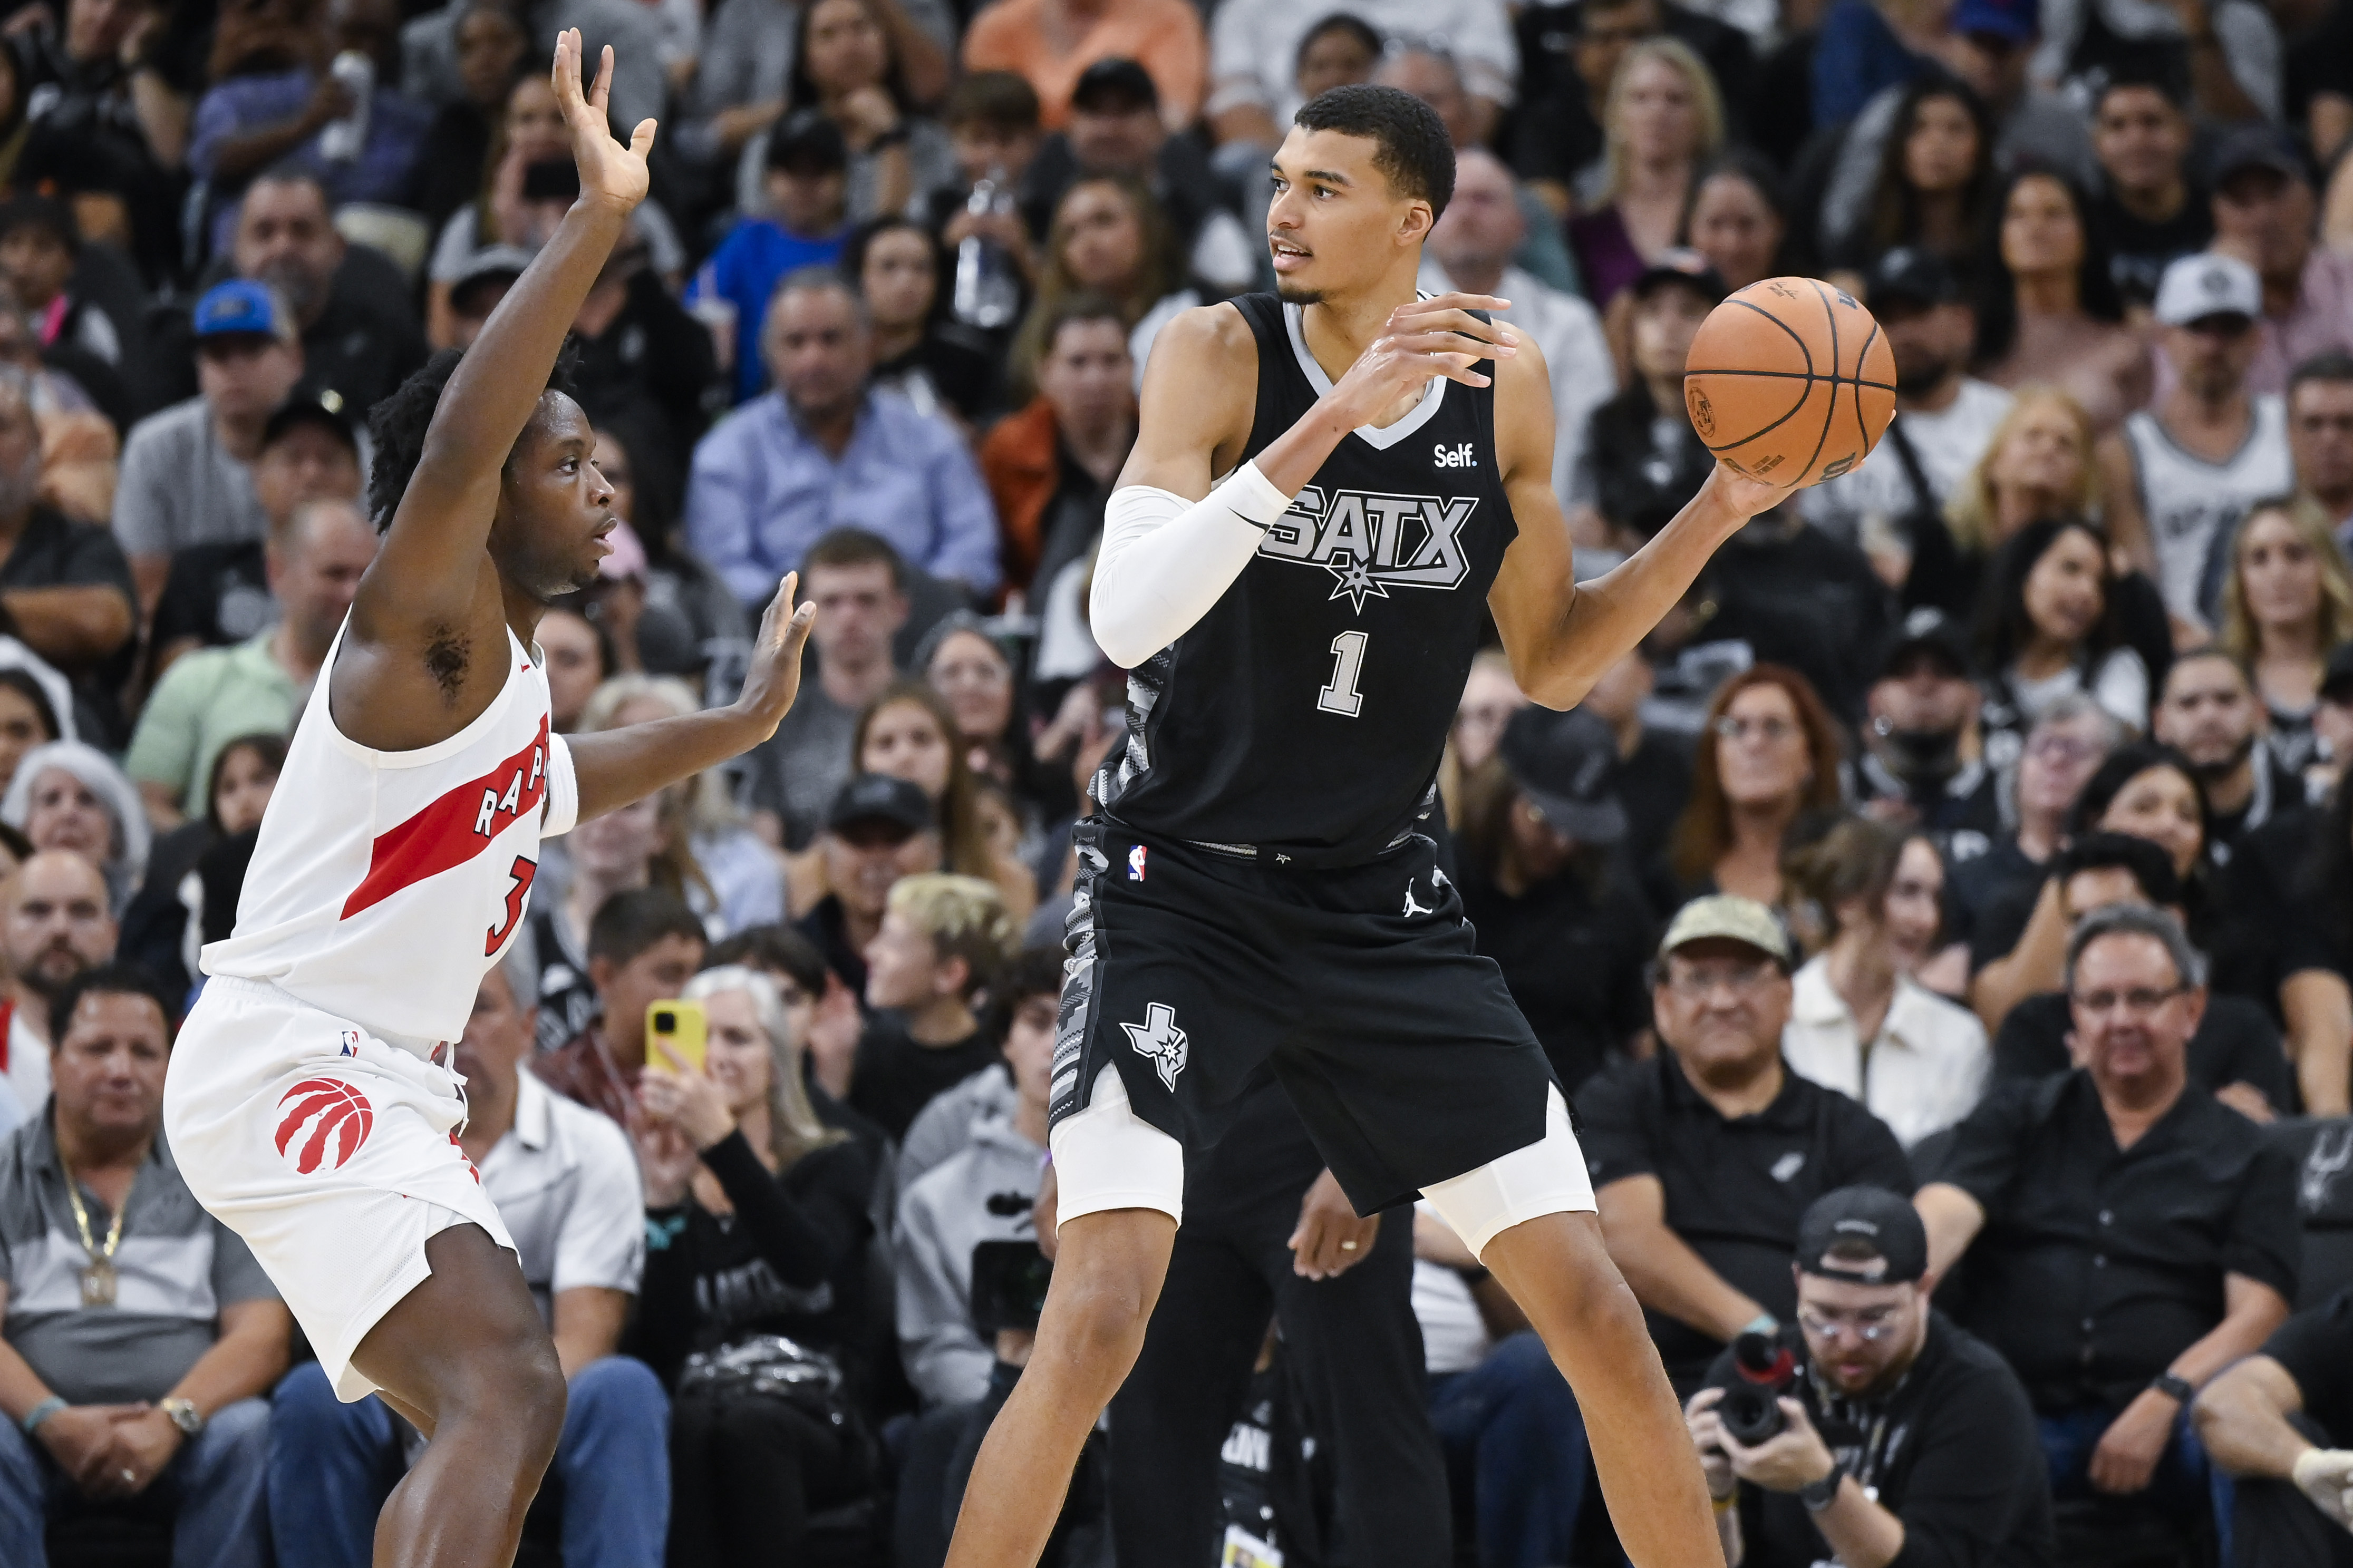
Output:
(0, 0), (2341, 1558)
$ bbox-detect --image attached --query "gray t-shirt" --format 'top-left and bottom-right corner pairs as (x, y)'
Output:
(0, 1114), (277, 1405)
(111, 397), (268, 560)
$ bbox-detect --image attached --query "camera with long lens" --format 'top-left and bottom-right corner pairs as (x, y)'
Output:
(1717, 1329), (1798, 1446)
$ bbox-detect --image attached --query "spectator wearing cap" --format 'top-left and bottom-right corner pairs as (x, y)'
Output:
(1209, 0), (1515, 155)
(979, 292), (1135, 619)
(1422, 149), (1615, 514)
(125, 498), (375, 832)
(1579, 895), (1915, 1394)
(2089, 66), (2213, 310)
(1852, 610), (2001, 835)
(1915, 903), (2300, 1550)
(2196, 1287), (2353, 1567)
(1577, 253), (1723, 543)
(2289, 353), (2353, 545)
(440, 244), (531, 350)
(1801, 248), (2012, 574)
(112, 281), (304, 621)
(1685, 1186), (2053, 1568)
(1457, 705), (1658, 1093)
(2100, 252), (2293, 636)
(0, 197), (127, 373)
(795, 773), (944, 1000)
(685, 268), (1001, 611)
(961, 0), (1207, 132)
(533, 889), (709, 1131)
(2209, 127), (2353, 398)
(691, 113), (854, 406)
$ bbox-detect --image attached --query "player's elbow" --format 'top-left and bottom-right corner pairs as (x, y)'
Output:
(1088, 578), (1165, 669)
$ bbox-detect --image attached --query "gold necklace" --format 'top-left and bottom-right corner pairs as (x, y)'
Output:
(63, 1163), (131, 1308)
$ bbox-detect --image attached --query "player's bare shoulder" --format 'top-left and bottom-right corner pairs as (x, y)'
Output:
(1488, 318), (1557, 480)
(1132, 300), (1263, 481)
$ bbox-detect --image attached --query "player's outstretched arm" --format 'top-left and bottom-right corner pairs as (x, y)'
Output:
(1487, 341), (1783, 709)
(355, 31), (652, 641)
(564, 574), (817, 823)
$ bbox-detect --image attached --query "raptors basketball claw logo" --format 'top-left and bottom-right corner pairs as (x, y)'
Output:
(275, 1078), (375, 1175)
(1122, 1002), (1188, 1090)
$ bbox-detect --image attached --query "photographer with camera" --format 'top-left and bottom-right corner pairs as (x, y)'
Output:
(1686, 1187), (2052, 1568)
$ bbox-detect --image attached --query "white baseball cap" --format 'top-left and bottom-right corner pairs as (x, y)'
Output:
(2154, 252), (2261, 327)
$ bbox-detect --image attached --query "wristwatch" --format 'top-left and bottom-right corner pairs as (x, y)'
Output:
(1799, 1459), (1848, 1513)
(2149, 1373), (2196, 1406)
(158, 1398), (204, 1438)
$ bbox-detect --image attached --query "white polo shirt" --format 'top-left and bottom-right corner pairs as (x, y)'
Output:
(477, 1069), (645, 1321)
(1781, 955), (1991, 1152)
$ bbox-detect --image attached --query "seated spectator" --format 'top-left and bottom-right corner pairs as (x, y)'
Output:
(1822, 75), (1997, 284)
(8, 0), (187, 279)
(0, 851), (119, 1118)
(1782, 816), (1991, 1147)
(530, 793), (665, 1053)
(1686, 1187), (2053, 1568)
(1456, 706), (1657, 1093)
(0, 374), (130, 728)
(406, 0), (528, 232)
(1010, 174), (1194, 396)
(1809, 0), (1936, 131)
(148, 394), (366, 673)
(851, 871), (1016, 1140)
(533, 889), (707, 1128)
(118, 732), (282, 1000)
(1853, 610), (2002, 834)
(1944, 697), (2118, 947)
(0, 671), (62, 803)
(0, 964), (288, 1568)
(2195, 1288), (2353, 1567)
(894, 944), (1058, 1406)
(849, 217), (998, 428)
(915, 615), (1073, 850)
(588, 415), (748, 686)
(269, 944), (667, 1568)
(795, 773), (944, 999)
(1988, 835), (2292, 1120)
(691, 112), (856, 405)
(127, 498), (372, 830)
(536, 606), (608, 738)
(2088, 67), (2211, 310)
(1677, 505), (1895, 737)
(1209, 0), (1514, 155)
(2291, 355), (2353, 543)
(1423, 149), (1615, 512)
(748, 530), (911, 850)
(115, 282), (305, 617)
(928, 69), (1043, 279)
(1679, 152), (1788, 295)
(1662, 666), (1845, 911)
(2036, 0), (2277, 125)
(961, 0), (1207, 131)
(1579, 251), (1722, 542)
(2216, 495), (2353, 780)
(1973, 166), (2149, 431)
(1974, 517), (2151, 751)
(1581, 895), (1913, 1393)
(630, 964), (879, 1563)
(565, 241), (721, 470)
(685, 267), (1000, 608)
(2, 744), (148, 916)
(847, 682), (1037, 923)
(186, 0), (432, 252)
(0, 196), (126, 369)
(1943, 385), (2102, 585)
(1577, 649), (1692, 869)
(2153, 647), (2308, 850)
(2231, 780), (2353, 1118)
(1916, 904), (2299, 1552)
(1567, 39), (1724, 309)
(2207, 128), (2353, 398)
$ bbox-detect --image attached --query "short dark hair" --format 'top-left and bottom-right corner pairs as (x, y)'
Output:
(2053, 830), (2182, 909)
(2067, 739), (2210, 846)
(364, 343), (582, 532)
(49, 961), (177, 1047)
(802, 527), (908, 590)
(1295, 13), (1383, 73)
(2093, 59), (2189, 114)
(707, 923), (829, 999)
(0, 669), (60, 748)
(586, 888), (705, 969)
(2290, 350), (2353, 398)
(1292, 84), (1456, 221)
(986, 945), (1067, 1043)
(246, 162), (334, 213)
(945, 69), (1041, 132)
(1038, 290), (1130, 360)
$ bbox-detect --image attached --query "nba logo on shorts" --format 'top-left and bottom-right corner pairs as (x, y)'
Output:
(274, 1079), (374, 1175)
(1128, 845), (1147, 882)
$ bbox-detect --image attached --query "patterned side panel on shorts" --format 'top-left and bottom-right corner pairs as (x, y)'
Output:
(1049, 826), (1112, 1126)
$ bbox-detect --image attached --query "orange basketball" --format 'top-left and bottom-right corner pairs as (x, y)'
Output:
(1681, 277), (1897, 491)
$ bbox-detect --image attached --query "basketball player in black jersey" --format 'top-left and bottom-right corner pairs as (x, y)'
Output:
(944, 87), (1782, 1568)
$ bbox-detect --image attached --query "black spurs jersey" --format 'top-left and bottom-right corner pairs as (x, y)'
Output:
(1098, 292), (1517, 866)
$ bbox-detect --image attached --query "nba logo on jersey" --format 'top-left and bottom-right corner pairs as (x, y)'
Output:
(1128, 844), (1148, 881)
(338, 1030), (361, 1057)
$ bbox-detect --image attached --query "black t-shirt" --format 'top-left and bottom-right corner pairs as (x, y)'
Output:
(570, 271), (723, 470)
(149, 540), (270, 658)
(2264, 1288), (2353, 1446)
(1458, 860), (1655, 1093)
(2092, 191), (2213, 309)
(1990, 991), (2296, 1113)
(873, 325), (1001, 427)
(1852, 751), (2003, 840)
(1700, 520), (1893, 724)
(0, 504), (138, 741)
(1577, 1052), (1914, 1386)
(848, 1015), (1003, 1141)
(1944, 833), (2046, 956)
(1715, 1314), (2055, 1568)
(2283, 0), (2353, 135)
(1939, 1070), (2302, 1409)
(2211, 805), (2346, 1014)
(796, 895), (870, 1002)
(1616, 727), (1694, 872)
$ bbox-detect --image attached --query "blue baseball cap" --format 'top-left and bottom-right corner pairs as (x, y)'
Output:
(1952, 0), (2037, 42)
(192, 279), (292, 343)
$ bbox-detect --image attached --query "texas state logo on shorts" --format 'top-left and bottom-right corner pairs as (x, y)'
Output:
(275, 1078), (375, 1175)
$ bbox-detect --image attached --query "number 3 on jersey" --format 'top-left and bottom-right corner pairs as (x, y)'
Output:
(486, 856), (537, 956)
(1317, 630), (1368, 717)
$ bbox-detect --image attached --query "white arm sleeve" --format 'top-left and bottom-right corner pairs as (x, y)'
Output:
(1089, 462), (1295, 668)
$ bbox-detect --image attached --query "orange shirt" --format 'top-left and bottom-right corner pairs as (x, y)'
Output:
(961, 0), (1207, 130)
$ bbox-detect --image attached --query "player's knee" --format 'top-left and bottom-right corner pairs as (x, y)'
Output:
(1051, 1268), (1157, 1373)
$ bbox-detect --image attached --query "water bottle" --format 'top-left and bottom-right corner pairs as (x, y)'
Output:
(319, 50), (374, 163)
(952, 170), (1021, 330)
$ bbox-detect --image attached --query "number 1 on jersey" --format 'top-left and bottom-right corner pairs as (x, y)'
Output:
(1317, 630), (1368, 717)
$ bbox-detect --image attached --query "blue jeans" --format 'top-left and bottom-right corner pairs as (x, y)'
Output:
(2038, 1401), (2216, 1527)
(268, 1355), (671, 1568)
(1427, 1331), (1592, 1568)
(0, 1396), (271, 1568)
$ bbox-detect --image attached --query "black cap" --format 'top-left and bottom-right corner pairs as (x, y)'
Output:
(1795, 1187), (1929, 1285)
(1877, 607), (1972, 682)
(261, 392), (360, 457)
(1864, 246), (1959, 310)
(1629, 248), (1727, 307)
(767, 110), (850, 175)
(2322, 642), (2353, 703)
(1495, 706), (1629, 846)
(1070, 56), (1158, 115)
(2210, 124), (2307, 190)
(826, 773), (934, 836)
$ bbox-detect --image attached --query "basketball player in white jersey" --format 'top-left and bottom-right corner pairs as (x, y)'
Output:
(2100, 252), (2292, 638)
(161, 38), (817, 1568)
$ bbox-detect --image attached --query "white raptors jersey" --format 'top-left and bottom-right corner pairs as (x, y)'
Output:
(201, 623), (579, 1050)
(2124, 395), (2292, 626)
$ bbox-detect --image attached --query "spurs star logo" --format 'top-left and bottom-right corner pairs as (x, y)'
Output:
(1257, 485), (1478, 614)
(1122, 1002), (1189, 1090)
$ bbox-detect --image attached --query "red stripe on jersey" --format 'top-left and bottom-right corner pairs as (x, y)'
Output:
(340, 717), (551, 919)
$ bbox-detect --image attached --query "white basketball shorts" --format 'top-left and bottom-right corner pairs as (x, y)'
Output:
(162, 975), (516, 1402)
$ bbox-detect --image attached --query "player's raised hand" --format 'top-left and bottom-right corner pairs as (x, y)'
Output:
(551, 30), (653, 213)
(731, 571), (819, 741)
(1325, 291), (1520, 427)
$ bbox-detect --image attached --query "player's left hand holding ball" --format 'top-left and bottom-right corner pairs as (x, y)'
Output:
(730, 571), (820, 743)
(551, 28), (654, 215)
